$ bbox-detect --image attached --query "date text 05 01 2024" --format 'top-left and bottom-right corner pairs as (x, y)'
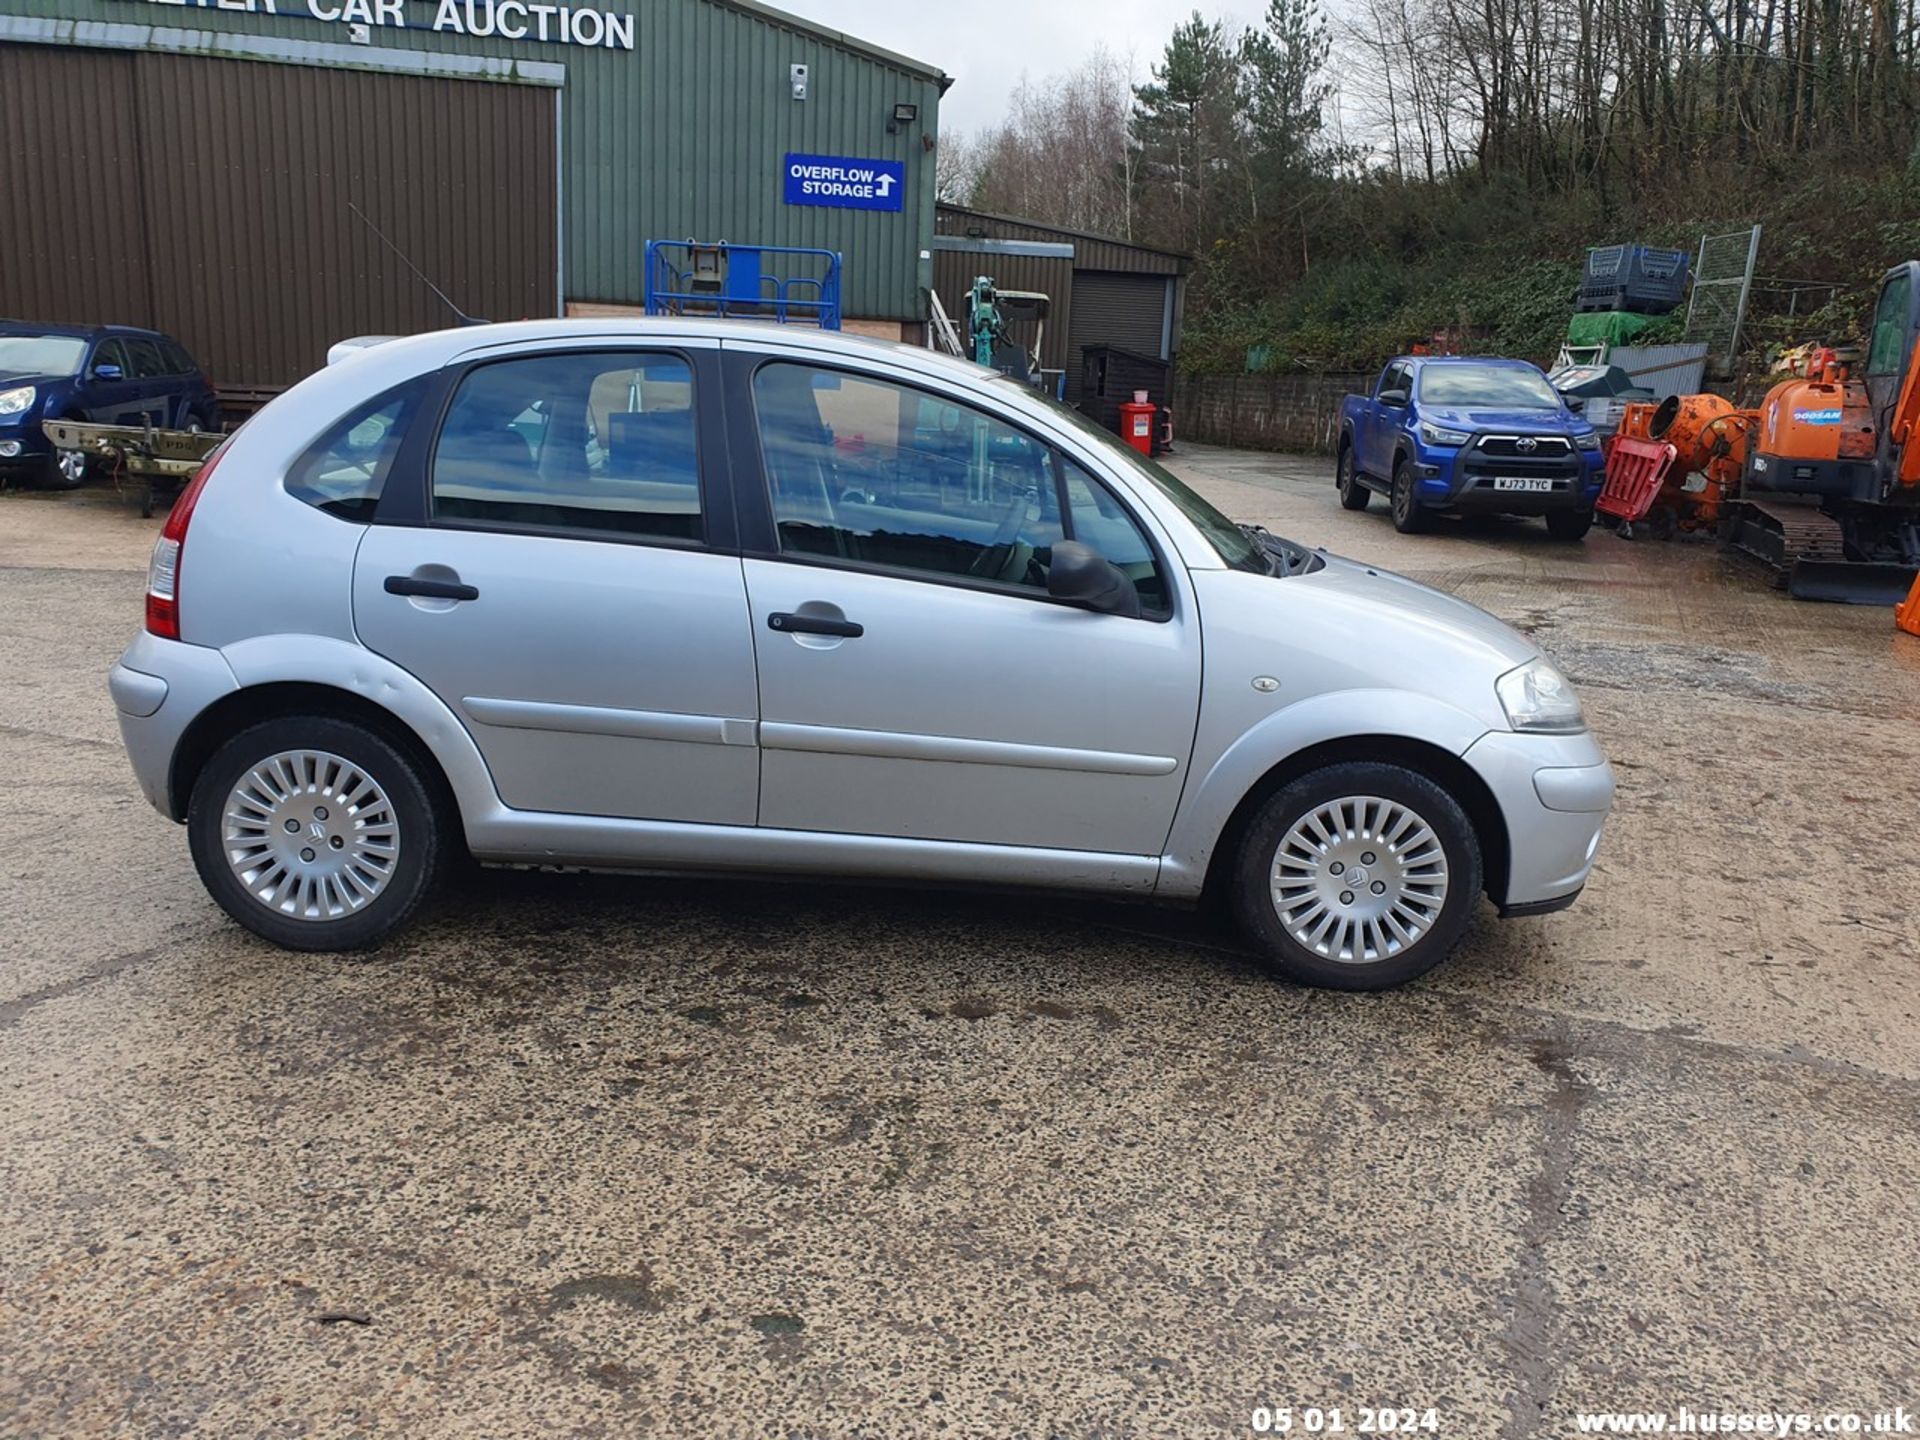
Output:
(1251, 1408), (1441, 1434)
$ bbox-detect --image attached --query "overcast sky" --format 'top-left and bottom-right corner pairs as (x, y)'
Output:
(773, 0), (1279, 135)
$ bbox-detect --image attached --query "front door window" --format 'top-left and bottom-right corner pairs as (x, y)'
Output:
(752, 362), (1065, 591)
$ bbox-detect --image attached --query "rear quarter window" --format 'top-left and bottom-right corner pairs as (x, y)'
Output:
(284, 380), (425, 522)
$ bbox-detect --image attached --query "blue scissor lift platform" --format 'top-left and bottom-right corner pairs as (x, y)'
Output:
(643, 240), (842, 329)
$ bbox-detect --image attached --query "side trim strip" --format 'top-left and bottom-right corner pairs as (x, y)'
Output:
(463, 806), (1161, 893)
(463, 697), (756, 747)
(760, 721), (1177, 776)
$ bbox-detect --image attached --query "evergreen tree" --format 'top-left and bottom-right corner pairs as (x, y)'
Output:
(1130, 13), (1246, 254)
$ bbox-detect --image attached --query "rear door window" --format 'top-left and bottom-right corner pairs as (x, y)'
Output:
(125, 337), (167, 381)
(430, 351), (702, 544)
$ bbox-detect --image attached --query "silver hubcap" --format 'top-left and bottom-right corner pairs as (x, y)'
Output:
(222, 749), (400, 922)
(58, 450), (86, 482)
(1270, 795), (1449, 965)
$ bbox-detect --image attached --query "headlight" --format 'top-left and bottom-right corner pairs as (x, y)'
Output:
(1496, 658), (1586, 734)
(1575, 430), (1602, 451)
(0, 385), (34, 418)
(1419, 420), (1471, 447)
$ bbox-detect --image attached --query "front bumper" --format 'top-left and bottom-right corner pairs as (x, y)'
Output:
(109, 631), (241, 819)
(1414, 438), (1604, 513)
(1464, 728), (1614, 911)
(0, 424), (50, 474)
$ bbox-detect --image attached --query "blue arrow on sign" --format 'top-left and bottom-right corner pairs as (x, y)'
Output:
(783, 153), (906, 212)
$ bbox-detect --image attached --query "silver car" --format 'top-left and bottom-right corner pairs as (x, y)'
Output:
(108, 320), (1613, 990)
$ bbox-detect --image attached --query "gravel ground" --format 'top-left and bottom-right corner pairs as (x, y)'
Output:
(1, 447), (1915, 1438)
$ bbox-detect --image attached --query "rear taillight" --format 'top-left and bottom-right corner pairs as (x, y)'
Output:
(145, 442), (227, 640)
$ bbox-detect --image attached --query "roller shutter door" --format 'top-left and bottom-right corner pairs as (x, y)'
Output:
(1066, 270), (1170, 400)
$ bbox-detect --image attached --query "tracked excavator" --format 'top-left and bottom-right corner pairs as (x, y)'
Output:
(1612, 262), (1920, 602)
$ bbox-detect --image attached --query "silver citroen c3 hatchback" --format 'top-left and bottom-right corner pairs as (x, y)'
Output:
(108, 320), (1613, 990)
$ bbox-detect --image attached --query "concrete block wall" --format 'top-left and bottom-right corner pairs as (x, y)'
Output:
(1175, 373), (1373, 455)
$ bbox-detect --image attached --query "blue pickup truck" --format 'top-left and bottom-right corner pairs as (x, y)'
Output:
(1336, 356), (1605, 540)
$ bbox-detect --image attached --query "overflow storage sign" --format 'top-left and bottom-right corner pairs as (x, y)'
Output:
(783, 154), (905, 212)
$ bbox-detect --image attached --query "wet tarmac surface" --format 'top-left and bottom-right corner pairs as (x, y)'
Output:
(2, 449), (1917, 1437)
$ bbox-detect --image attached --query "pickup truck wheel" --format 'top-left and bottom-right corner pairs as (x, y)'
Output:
(1232, 762), (1482, 991)
(1337, 445), (1371, 510)
(1546, 506), (1595, 541)
(1390, 459), (1431, 534)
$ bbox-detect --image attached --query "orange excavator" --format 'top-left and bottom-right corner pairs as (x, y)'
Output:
(1605, 262), (1920, 604)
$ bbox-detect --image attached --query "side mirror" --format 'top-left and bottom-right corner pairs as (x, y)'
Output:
(1563, 396), (1586, 414)
(1378, 388), (1409, 407)
(92, 363), (124, 382)
(1048, 541), (1142, 619)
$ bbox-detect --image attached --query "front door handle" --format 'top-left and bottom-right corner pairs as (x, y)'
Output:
(768, 611), (862, 638)
(386, 574), (479, 602)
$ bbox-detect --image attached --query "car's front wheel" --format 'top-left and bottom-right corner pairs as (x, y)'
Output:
(1390, 458), (1431, 534)
(1232, 762), (1483, 990)
(187, 716), (448, 952)
(1546, 506), (1595, 541)
(1336, 443), (1370, 510)
(42, 447), (90, 490)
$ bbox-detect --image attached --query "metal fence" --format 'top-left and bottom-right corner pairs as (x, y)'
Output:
(1684, 226), (1762, 376)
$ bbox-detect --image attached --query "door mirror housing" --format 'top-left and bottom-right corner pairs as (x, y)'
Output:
(1378, 387), (1409, 407)
(1563, 395), (1586, 414)
(92, 363), (124, 382)
(1047, 541), (1142, 618)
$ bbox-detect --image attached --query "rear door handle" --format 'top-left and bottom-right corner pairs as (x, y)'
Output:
(768, 611), (862, 638)
(385, 575), (479, 602)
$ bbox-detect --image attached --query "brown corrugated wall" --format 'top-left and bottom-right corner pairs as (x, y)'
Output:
(935, 205), (1189, 278)
(0, 42), (556, 390)
(0, 45), (154, 331)
(933, 250), (1076, 388)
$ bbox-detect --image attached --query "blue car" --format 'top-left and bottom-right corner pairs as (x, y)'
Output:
(1336, 356), (1606, 540)
(0, 322), (219, 488)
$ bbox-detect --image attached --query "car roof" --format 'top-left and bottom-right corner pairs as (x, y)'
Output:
(330, 316), (1016, 392)
(0, 319), (173, 342)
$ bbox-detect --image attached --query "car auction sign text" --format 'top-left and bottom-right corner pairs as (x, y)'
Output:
(119, 0), (637, 50)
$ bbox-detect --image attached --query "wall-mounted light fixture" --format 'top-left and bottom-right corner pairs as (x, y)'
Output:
(887, 102), (918, 134)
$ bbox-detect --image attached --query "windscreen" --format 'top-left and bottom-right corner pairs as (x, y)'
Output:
(0, 335), (88, 377)
(1419, 364), (1561, 409)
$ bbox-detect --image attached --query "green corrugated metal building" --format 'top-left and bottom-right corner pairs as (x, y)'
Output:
(0, 0), (949, 387)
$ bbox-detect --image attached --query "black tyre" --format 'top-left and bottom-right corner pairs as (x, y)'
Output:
(1546, 506), (1595, 542)
(1336, 443), (1371, 510)
(41, 448), (90, 491)
(1390, 458), (1431, 534)
(188, 716), (449, 952)
(1231, 762), (1483, 991)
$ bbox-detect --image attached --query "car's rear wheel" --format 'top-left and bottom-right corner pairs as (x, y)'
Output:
(1336, 445), (1367, 514)
(187, 716), (448, 952)
(1390, 458), (1430, 534)
(1546, 506), (1595, 541)
(1232, 762), (1483, 990)
(1337, 443), (1371, 510)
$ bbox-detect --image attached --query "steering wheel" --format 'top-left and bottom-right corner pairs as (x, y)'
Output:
(969, 484), (1038, 578)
